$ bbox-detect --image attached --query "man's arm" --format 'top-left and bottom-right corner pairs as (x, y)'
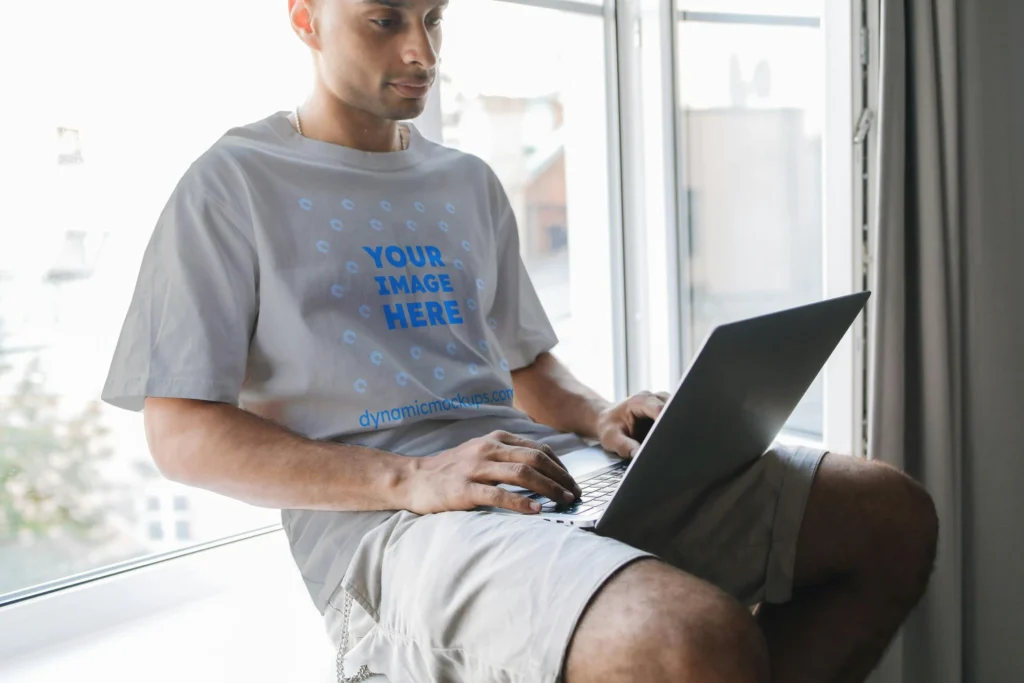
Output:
(144, 397), (413, 511)
(510, 351), (613, 441)
(143, 397), (582, 513)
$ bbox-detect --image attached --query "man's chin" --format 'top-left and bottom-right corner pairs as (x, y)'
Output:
(384, 101), (427, 122)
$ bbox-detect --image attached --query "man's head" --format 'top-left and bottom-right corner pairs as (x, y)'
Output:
(288, 0), (447, 121)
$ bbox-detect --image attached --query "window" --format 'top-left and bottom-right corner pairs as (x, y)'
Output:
(0, 0), (309, 602)
(439, 0), (617, 401)
(674, 0), (853, 441)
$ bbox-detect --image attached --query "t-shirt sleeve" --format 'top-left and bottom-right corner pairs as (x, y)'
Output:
(487, 194), (560, 372)
(101, 172), (258, 412)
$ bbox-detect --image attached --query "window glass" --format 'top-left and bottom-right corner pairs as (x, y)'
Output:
(441, 1), (616, 400)
(0, 0), (308, 599)
(675, 3), (827, 438)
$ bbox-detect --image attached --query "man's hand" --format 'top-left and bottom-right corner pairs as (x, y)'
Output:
(404, 430), (583, 515)
(595, 390), (672, 459)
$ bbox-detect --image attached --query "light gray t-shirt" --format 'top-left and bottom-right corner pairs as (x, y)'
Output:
(101, 111), (588, 613)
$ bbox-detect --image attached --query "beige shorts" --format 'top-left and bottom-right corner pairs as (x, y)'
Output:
(324, 443), (827, 683)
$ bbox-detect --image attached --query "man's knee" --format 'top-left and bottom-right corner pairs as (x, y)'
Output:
(832, 457), (939, 598)
(566, 560), (769, 683)
(802, 455), (939, 597)
(882, 465), (939, 597)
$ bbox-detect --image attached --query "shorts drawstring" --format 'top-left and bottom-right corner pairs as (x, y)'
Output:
(336, 590), (376, 682)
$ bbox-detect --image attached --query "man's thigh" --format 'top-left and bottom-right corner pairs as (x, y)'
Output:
(326, 509), (652, 683)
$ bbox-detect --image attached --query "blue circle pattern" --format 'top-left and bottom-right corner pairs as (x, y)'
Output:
(299, 198), (313, 211)
(319, 196), (516, 401)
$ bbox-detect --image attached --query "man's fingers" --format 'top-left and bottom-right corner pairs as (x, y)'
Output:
(498, 445), (580, 496)
(638, 393), (667, 420)
(606, 431), (642, 460)
(477, 459), (577, 503)
(469, 483), (539, 514)
(474, 459), (570, 505)
(491, 431), (569, 473)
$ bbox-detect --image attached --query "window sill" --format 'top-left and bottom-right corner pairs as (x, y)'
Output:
(0, 529), (335, 682)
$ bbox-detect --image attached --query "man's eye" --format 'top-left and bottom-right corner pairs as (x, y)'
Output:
(427, 15), (444, 27)
(372, 19), (396, 28)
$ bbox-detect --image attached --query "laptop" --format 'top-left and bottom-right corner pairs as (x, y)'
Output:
(491, 291), (871, 534)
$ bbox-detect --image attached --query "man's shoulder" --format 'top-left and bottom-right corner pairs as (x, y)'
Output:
(169, 113), (285, 202)
(194, 113), (283, 171)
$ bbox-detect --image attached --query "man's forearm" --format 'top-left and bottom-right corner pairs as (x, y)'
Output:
(143, 398), (414, 512)
(510, 352), (612, 440)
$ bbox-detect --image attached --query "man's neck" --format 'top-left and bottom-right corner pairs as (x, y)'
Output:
(297, 91), (405, 153)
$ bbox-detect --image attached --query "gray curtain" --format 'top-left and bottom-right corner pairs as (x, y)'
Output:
(871, 1), (1024, 682)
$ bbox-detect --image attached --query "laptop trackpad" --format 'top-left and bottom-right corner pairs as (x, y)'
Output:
(497, 446), (621, 494)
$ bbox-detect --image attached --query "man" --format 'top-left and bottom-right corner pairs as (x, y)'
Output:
(101, 1), (938, 681)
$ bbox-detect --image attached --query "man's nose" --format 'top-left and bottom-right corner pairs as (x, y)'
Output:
(401, 25), (439, 71)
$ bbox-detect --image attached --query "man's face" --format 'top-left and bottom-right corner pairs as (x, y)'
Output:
(293, 0), (447, 121)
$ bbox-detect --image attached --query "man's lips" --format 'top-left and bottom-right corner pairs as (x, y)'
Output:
(390, 81), (433, 99)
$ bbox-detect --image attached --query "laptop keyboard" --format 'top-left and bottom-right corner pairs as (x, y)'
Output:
(528, 460), (629, 515)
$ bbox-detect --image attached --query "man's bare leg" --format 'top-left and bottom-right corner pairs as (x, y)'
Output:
(564, 559), (769, 683)
(756, 454), (939, 683)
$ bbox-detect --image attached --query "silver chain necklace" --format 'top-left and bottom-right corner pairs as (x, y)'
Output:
(293, 106), (408, 151)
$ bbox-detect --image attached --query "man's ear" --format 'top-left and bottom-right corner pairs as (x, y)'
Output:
(288, 0), (321, 51)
